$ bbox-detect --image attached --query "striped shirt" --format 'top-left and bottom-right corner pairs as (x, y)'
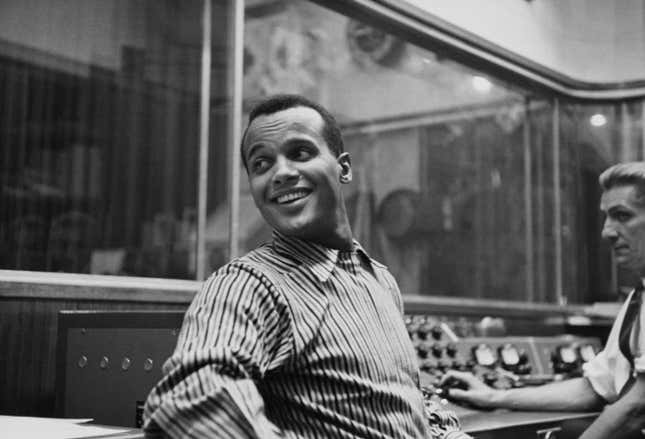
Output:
(143, 231), (468, 438)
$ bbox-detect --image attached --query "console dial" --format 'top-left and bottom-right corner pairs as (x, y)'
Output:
(498, 343), (520, 367)
(578, 343), (597, 362)
(472, 343), (497, 367)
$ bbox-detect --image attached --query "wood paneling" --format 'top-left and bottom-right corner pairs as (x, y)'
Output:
(0, 281), (192, 417)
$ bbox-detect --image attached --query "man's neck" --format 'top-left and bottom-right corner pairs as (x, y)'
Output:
(290, 222), (354, 251)
(319, 234), (353, 251)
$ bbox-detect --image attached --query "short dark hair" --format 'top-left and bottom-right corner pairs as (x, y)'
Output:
(241, 94), (344, 169)
(599, 161), (645, 205)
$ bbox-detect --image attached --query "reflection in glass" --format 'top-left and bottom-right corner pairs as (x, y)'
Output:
(0, 0), (233, 278)
(240, 1), (544, 301)
(560, 101), (644, 302)
(237, 0), (645, 304)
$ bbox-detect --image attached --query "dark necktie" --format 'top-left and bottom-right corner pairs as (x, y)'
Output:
(615, 284), (644, 416)
(618, 282), (643, 370)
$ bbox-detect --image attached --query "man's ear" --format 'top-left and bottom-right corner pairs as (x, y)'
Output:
(338, 152), (352, 184)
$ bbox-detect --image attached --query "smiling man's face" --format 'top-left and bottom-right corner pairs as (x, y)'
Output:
(242, 106), (352, 246)
(600, 184), (645, 274)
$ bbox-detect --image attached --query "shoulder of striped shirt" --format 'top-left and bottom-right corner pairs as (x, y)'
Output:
(216, 245), (297, 290)
(368, 258), (398, 285)
(369, 257), (388, 270)
(223, 242), (399, 292)
(362, 251), (395, 275)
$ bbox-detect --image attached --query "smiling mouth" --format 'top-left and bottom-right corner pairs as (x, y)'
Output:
(273, 189), (311, 204)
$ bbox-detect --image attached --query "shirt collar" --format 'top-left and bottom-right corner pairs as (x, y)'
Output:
(272, 230), (372, 282)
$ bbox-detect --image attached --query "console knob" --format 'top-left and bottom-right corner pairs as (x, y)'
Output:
(77, 355), (88, 368)
(552, 344), (578, 373)
(406, 322), (420, 339)
(417, 344), (429, 359)
(445, 343), (458, 357)
(578, 343), (598, 362)
(498, 343), (520, 370)
(423, 321), (440, 339)
(431, 343), (443, 358)
(430, 325), (443, 340)
(417, 327), (430, 340)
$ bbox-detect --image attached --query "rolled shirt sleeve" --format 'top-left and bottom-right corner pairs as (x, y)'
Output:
(583, 349), (622, 402)
(143, 262), (293, 439)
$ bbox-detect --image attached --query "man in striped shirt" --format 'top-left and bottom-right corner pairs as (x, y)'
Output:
(143, 94), (470, 438)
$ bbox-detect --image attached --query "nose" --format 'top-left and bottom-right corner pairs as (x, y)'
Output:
(601, 217), (618, 241)
(272, 156), (298, 186)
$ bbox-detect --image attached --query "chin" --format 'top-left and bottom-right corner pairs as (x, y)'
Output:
(619, 261), (644, 274)
(273, 219), (313, 238)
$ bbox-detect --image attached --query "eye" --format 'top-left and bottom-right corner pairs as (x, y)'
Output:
(250, 156), (272, 174)
(291, 145), (314, 161)
(612, 210), (633, 222)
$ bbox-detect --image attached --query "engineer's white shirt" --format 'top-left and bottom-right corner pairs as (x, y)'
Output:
(583, 286), (645, 402)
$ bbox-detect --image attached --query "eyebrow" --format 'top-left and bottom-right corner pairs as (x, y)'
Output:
(603, 205), (630, 214)
(243, 142), (266, 162)
(245, 134), (317, 159)
(283, 136), (316, 147)
(244, 143), (265, 162)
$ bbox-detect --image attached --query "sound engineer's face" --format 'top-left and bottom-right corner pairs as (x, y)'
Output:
(600, 184), (645, 274)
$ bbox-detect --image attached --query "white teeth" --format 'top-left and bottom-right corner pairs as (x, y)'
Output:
(276, 190), (308, 204)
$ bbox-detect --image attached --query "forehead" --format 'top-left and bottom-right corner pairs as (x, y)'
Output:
(600, 184), (643, 210)
(243, 106), (325, 153)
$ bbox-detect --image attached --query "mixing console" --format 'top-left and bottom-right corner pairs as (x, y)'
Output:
(405, 314), (602, 394)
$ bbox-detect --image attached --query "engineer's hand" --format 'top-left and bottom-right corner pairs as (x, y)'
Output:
(439, 370), (498, 409)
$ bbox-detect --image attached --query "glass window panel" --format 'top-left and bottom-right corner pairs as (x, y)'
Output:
(4, 0), (640, 306)
(527, 101), (557, 303)
(0, 0), (233, 279)
(240, 0), (557, 302)
(561, 100), (645, 302)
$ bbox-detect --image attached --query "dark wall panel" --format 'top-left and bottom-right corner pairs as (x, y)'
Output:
(0, 290), (190, 417)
